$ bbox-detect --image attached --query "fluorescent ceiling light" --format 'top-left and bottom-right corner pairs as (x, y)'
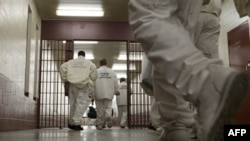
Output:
(118, 54), (143, 60)
(112, 64), (127, 70)
(74, 41), (98, 44)
(63, 41), (98, 44)
(116, 73), (127, 78)
(118, 55), (126, 60)
(56, 4), (104, 17)
(58, 4), (103, 11)
(112, 64), (136, 70)
(85, 54), (94, 60)
(56, 10), (104, 17)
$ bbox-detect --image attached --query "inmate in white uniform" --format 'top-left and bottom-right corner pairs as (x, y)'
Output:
(129, 0), (248, 141)
(116, 79), (128, 128)
(94, 65), (119, 129)
(60, 56), (97, 126)
(140, 0), (222, 138)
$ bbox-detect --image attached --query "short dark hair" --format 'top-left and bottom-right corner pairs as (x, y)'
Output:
(78, 51), (85, 57)
(100, 58), (107, 66)
(120, 77), (126, 82)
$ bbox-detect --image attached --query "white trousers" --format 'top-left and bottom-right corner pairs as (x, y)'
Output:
(195, 12), (220, 59)
(95, 99), (113, 126)
(69, 84), (92, 125)
(150, 96), (160, 128)
(118, 105), (128, 126)
(129, 0), (222, 132)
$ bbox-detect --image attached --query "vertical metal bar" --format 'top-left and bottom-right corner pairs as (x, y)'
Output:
(53, 41), (56, 127)
(64, 40), (74, 127)
(43, 40), (46, 127)
(138, 44), (142, 128)
(48, 40), (51, 127)
(126, 41), (131, 128)
(44, 40), (48, 127)
(38, 40), (44, 128)
(63, 42), (66, 127)
(55, 41), (58, 127)
(51, 40), (54, 127)
(59, 41), (62, 127)
(130, 42), (134, 128)
(55, 42), (62, 127)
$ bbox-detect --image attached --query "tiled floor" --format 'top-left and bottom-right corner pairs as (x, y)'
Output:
(0, 126), (159, 141)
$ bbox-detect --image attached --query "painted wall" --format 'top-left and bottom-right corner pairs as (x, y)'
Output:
(0, 0), (41, 131)
(41, 20), (134, 41)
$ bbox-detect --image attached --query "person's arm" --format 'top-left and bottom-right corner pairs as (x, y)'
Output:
(60, 62), (68, 82)
(89, 62), (98, 81)
(60, 62), (69, 96)
(233, 0), (250, 18)
(113, 73), (120, 96)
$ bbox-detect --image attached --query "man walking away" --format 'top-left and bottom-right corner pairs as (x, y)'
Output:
(60, 50), (97, 131)
(94, 58), (119, 130)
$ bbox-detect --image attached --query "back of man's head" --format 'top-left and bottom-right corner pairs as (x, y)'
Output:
(120, 77), (126, 82)
(100, 58), (107, 66)
(78, 51), (85, 57)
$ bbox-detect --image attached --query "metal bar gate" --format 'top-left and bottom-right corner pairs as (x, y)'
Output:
(39, 40), (73, 128)
(127, 42), (151, 128)
(38, 40), (151, 128)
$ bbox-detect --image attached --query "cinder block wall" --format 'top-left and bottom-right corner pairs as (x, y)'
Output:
(0, 0), (41, 131)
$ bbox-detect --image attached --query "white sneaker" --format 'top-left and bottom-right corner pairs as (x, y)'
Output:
(196, 66), (248, 141)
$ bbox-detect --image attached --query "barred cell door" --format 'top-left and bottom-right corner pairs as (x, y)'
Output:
(38, 40), (73, 128)
(127, 42), (151, 128)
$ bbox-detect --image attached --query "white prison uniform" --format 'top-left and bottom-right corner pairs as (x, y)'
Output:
(69, 84), (92, 125)
(94, 66), (119, 126)
(116, 81), (128, 127)
(129, 0), (223, 133)
(60, 56), (97, 88)
(195, 0), (221, 59)
(150, 96), (161, 129)
(60, 56), (97, 125)
(192, 0), (222, 136)
(234, 0), (250, 18)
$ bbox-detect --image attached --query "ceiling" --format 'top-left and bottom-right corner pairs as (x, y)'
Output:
(35, 0), (129, 21)
(35, 0), (131, 78)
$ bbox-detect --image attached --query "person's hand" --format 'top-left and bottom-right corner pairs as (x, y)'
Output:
(88, 94), (93, 99)
(115, 92), (120, 96)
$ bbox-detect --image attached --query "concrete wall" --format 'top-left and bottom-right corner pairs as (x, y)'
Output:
(0, 0), (41, 131)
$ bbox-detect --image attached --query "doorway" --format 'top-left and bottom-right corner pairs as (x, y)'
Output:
(38, 40), (151, 128)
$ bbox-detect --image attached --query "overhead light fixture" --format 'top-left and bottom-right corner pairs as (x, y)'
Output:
(118, 54), (143, 60)
(112, 64), (136, 70)
(116, 72), (127, 78)
(74, 41), (98, 44)
(117, 55), (126, 60)
(62, 41), (98, 44)
(56, 4), (104, 17)
(112, 64), (127, 70)
(56, 9), (104, 17)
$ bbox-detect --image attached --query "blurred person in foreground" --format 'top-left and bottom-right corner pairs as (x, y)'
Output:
(128, 0), (248, 141)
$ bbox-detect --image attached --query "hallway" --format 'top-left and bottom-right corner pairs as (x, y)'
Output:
(0, 126), (158, 141)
